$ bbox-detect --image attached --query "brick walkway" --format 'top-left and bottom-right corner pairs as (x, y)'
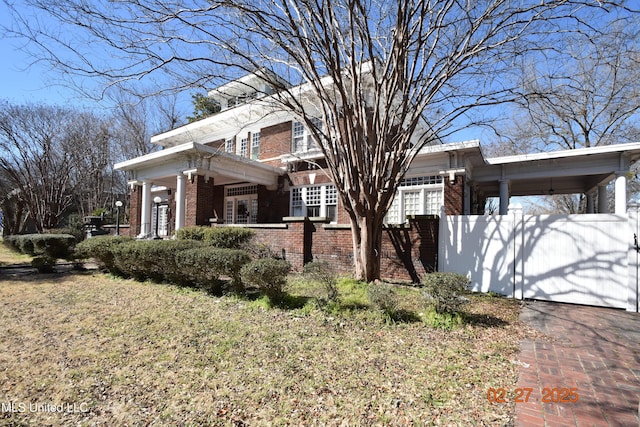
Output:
(515, 301), (640, 427)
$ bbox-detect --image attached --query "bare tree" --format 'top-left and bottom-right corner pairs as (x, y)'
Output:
(0, 103), (78, 231)
(6, 0), (636, 280)
(498, 17), (640, 153)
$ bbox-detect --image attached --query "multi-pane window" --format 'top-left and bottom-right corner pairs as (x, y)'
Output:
(291, 188), (304, 217)
(292, 119), (322, 153)
(292, 122), (305, 153)
(251, 132), (260, 160)
(385, 175), (444, 224)
(306, 186), (322, 217)
(225, 184), (258, 224)
(238, 137), (248, 157)
(290, 184), (338, 223)
(225, 138), (234, 153)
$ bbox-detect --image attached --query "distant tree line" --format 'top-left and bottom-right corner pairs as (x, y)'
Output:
(0, 95), (182, 235)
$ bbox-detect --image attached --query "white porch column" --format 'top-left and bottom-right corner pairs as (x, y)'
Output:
(175, 174), (186, 232)
(598, 184), (608, 213)
(499, 179), (510, 215)
(138, 181), (152, 238)
(586, 192), (595, 214)
(615, 172), (627, 215)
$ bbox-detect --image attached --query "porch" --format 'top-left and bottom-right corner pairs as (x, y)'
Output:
(114, 142), (285, 238)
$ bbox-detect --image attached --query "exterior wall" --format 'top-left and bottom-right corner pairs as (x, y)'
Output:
(257, 184), (289, 223)
(129, 185), (143, 237)
(444, 175), (464, 215)
(260, 121), (292, 166)
(230, 217), (439, 282)
(185, 175), (217, 226)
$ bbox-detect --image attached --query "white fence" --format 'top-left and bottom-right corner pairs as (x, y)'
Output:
(439, 206), (640, 312)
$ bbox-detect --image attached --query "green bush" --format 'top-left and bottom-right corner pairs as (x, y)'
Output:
(367, 281), (399, 314)
(422, 272), (471, 314)
(176, 226), (254, 249)
(75, 236), (134, 274)
(240, 258), (291, 302)
(176, 247), (251, 293)
(4, 234), (76, 260)
(111, 240), (202, 282)
(303, 261), (339, 302)
(175, 226), (208, 242)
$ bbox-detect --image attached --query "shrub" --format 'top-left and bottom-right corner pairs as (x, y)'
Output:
(75, 236), (134, 274)
(367, 281), (399, 314)
(175, 226), (208, 242)
(4, 234), (75, 260)
(176, 226), (254, 249)
(205, 227), (254, 249)
(176, 247), (251, 293)
(240, 258), (291, 302)
(111, 240), (202, 282)
(303, 261), (339, 302)
(422, 272), (471, 314)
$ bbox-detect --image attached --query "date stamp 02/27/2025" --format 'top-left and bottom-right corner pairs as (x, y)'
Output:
(487, 387), (579, 404)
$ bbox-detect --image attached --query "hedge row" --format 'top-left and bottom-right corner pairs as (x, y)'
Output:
(4, 234), (76, 260)
(76, 236), (290, 296)
(175, 226), (254, 249)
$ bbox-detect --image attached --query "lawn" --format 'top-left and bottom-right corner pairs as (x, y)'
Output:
(0, 239), (32, 266)
(0, 271), (532, 426)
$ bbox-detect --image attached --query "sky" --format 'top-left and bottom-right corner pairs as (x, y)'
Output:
(0, 4), (76, 105)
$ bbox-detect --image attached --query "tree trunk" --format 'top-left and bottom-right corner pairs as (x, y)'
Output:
(350, 213), (384, 282)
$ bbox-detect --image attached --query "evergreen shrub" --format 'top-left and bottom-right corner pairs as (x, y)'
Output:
(422, 272), (471, 314)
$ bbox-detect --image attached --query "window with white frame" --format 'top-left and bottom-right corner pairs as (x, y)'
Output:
(251, 132), (260, 160)
(385, 175), (444, 224)
(292, 119), (322, 153)
(290, 184), (338, 222)
(238, 137), (248, 157)
(225, 138), (234, 153)
(225, 184), (258, 224)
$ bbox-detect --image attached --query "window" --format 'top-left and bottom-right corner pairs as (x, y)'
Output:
(251, 132), (260, 160)
(290, 184), (338, 223)
(238, 137), (248, 157)
(292, 119), (322, 153)
(225, 185), (258, 224)
(225, 138), (234, 153)
(385, 175), (444, 224)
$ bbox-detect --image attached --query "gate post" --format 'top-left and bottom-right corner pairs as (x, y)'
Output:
(627, 203), (640, 312)
(509, 203), (524, 300)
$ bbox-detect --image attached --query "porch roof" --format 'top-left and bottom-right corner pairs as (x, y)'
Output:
(469, 142), (640, 197)
(114, 142), (284, 189)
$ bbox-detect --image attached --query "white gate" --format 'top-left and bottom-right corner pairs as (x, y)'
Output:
(439, 207), (640, 312)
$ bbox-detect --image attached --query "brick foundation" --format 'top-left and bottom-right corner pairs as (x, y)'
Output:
(222, 216), (439, 282)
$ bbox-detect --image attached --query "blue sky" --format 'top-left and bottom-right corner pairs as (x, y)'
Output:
(0, 3), (70, 105)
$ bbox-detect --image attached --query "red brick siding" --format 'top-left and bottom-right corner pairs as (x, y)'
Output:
(240, 221), (309, 271)
(219, 217), (439, 281)
(185, 175), (217, 226)
(128, 185), (142, 237)
(260, 121), (292, 166)
(444, 175), (464, 215)
(257, 184), (289, 223)
(204, 138), (225, 149)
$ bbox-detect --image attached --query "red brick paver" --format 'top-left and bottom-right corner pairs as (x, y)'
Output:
(515, 301), (640, 427)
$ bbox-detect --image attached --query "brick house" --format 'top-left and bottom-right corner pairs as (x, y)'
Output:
(114, 70), (640, 281)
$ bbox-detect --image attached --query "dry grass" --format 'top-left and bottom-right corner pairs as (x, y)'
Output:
(0, 240), (32, 266)
(0, 272), (533, 426)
